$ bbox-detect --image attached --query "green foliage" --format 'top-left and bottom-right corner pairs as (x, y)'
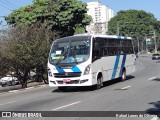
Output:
(0, 22), (59, 87)
(74, 24), (86, 34)
(8, 22), (57, 69)
(6, 0), (91, 36)
(0, 54), (9, 76)
(108, 10), (160, 38)
(1, 0), (92, 86)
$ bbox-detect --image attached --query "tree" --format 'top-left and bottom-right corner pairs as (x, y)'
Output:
(108, 10), (160, 38)
(6, 0), (91, 36)
(3, 0), (92, 87)
(0, 29), (12, 77)
(0, 22), (59, 88)
(0, 53), (10, 77)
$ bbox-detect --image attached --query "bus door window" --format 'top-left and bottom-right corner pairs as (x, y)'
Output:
(92, 38), (101, 62)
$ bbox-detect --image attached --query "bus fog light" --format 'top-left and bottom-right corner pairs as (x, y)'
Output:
(80, 79), (88, 84)
(50, 81), (56, 84)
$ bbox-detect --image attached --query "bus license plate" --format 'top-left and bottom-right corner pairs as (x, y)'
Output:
(63, 79), (71, 83)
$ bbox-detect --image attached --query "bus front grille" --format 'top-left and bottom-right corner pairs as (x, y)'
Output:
(57, 80), (80, 84)
(54, 72), (81, 78)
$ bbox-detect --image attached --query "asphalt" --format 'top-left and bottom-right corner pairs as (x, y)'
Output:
(0, 55), (160, 120)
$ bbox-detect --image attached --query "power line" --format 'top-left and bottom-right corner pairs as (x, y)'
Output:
(0, 2), (13, 11)
(5, 0), (19, 8)
(0, 0), (20, 11)
(0, 0), (16, 9)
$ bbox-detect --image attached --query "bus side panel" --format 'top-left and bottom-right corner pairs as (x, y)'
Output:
(91, 55), (123, 83)
(104, 55), (126, 80)
(91, 59), (105, 85)
(101, 56), (121, 81)
(125, 54), (136, 75)
(91, 54), (136, 84)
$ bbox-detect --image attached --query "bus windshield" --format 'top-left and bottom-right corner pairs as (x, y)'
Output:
(49, 36), (91, 65)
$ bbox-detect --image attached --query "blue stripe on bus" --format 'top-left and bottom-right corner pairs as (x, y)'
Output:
(119, 54), (127, 77)
(111, 55), (120, 79)
(71, 66), (81, 72)
(55, 66), (65, 73)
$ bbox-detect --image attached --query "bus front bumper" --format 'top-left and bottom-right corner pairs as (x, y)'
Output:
(48, 75), (92, 87)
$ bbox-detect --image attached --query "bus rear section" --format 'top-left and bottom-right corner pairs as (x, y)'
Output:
(91, 35), (136, 84)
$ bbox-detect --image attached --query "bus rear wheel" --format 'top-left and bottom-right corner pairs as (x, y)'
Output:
(120, 70), (126, 81)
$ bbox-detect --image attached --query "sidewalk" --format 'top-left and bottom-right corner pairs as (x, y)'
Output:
(0, 82), (46, 93)
(139, 54), (152, 58)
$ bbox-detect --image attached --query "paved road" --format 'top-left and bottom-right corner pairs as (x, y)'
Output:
(0, 55), (160, 120)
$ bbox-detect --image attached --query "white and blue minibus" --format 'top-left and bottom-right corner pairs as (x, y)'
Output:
(48, 34), (136, 90)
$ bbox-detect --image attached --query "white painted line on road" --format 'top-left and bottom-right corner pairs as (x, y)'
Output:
(136, 60), (144, 68)
(52, 101), (81, 111)
(9, 90), (19, 93)
(0, 101), (15, 106)
(121, 86), (131, 90)
(151, 116), (159, 120)
(39, 85), (47, 87)
(148, 77), (156, 81)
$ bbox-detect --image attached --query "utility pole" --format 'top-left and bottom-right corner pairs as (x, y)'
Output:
(137, 37), (140, 53)
(154, 30), (157, 53)
(145, 38), (148, 53)
(117, 21), (120, 36)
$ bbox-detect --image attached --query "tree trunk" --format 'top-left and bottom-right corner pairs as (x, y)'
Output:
(22, 80), (27, 88)
(19, 68), (29, 89)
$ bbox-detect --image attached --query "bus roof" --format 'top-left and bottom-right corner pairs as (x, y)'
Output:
(73, 34), (132, 39)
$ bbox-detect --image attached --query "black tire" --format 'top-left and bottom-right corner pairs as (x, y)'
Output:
(16, 81), (20, 85)
(120, 70), (126, 81)
(11, 81), (15, 86)
(93, 76), (103, 90)
(8, 81), (12, 86)
(1, 84), (5, 87)
(58, 86), (67, 91)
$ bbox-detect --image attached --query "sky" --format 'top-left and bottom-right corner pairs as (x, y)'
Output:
(0, 0), (160, 27)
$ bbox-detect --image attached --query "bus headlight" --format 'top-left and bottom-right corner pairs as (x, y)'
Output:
(47, 68), (53, 77)
(83, 65), (91, 75)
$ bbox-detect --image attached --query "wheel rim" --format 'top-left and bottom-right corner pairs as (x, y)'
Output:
(122, 71), (126, 80)
(97, 77), (101, 89)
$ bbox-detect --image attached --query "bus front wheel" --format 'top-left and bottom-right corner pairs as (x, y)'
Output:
(93, 76), (103, 90)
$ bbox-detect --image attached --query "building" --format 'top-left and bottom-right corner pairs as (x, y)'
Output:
(86, 1), (114, 35)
